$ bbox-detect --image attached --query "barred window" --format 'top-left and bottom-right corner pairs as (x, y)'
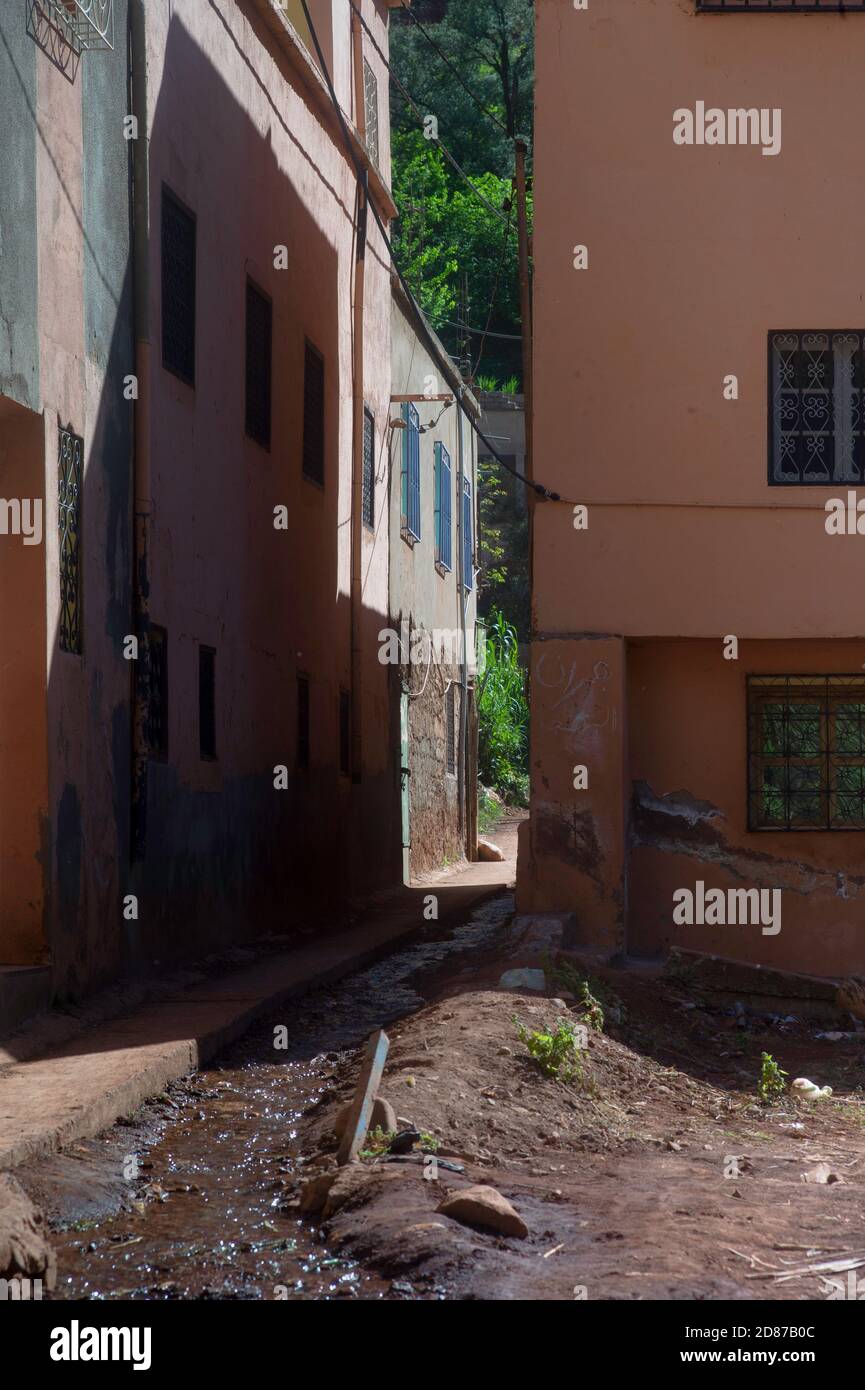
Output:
(58, 425), (82, 655)
(363, 57), (380, 167)
(302, 341), (325, 485)
(199, 646), (216, 760)
(339, 688), (350, 776)
(161, 188), (196, 385)
(434, 441), (452, 571)
(245, 280), (272, 449)
(297, 674), (310, 770)
(445, 683), (456, 775)
(769, 332), (865, 485)
(401, 402), (421, 542)
(146, 625), (168, 760)
(748, 676), (865, 830)
(363, 408), (375, 528)
(698, 1), (865, 11)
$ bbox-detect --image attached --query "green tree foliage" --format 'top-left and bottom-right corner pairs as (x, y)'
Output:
(477, 453), (529, 641)
(477, 610), (528, 805)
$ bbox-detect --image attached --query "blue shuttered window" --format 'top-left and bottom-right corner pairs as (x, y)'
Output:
(401, 402), (421, 542)
(462, 476), (473, 591)
(434, 441), (452, 571)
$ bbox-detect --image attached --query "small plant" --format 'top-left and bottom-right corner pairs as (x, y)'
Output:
(359, 1126), (395, 1158)
(418, 1132), (440, 1153)
(513, 1015), (584, 1084)
(758, 1052), (788, 1105)
(579, 981), (605, 1032)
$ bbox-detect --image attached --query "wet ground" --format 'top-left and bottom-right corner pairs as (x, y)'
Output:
(30, 890), (517, 1301)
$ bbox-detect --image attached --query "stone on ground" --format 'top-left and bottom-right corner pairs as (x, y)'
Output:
(436, 1184), (528, 1239)
(0, 1174), (57, 1289)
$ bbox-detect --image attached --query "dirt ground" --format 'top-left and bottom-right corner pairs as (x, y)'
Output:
(290, 967), (865, 1301)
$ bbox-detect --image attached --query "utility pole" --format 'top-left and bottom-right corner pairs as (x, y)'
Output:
(514, 137), (533, 606)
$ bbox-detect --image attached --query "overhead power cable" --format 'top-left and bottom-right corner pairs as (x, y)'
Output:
(346, 0), (508, 225)
(298, 0), (563, 505)
(395, 0), (511, 138)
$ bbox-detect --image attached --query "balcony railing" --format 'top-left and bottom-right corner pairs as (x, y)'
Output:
(698, 1), (865, 10)
(43, 0), (113, 52)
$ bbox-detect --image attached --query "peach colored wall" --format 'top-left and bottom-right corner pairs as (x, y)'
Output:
(523, 0), (865, 978)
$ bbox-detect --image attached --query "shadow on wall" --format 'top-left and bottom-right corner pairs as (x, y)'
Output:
(42, 3), (399, 1006)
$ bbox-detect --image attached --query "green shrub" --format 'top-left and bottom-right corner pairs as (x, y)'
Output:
(478, 610), (529, 805)
(513, 1015), (584, 1084)
(758, 1052), (787, 1105)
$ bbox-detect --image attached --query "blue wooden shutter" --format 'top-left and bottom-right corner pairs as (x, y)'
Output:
(462, 476), (472, 590)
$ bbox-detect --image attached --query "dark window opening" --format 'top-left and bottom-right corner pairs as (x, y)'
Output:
(302, 341), (325, 485)
(748, 675), (865, 830)
(199, 646), (216, 760)
(767, 331), (865, 485)
(161, 188), (196, 385)
(363, 408), (375, 528)
(297, 674), (310, 770)
(58, 424), (83, 655)
(245, 280), (272, 448)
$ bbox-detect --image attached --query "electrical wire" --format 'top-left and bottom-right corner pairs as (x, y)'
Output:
(394, 0), (511, 138)
(347, 0), (509, 225)
(298, 0), (565, 505)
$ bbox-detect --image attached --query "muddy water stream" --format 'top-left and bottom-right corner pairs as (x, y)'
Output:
(47, 892), (515, 1301)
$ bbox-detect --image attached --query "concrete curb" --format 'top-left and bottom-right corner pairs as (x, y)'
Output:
(0, 864), (513, 1172)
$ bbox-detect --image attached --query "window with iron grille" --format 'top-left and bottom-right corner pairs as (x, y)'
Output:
(161, 188), (196, 385)
(58, 425), (83, 654)
(302, 341), (325, 485)
(146, 625), (168, 760)
(401, 402), (421, 542)
(199, 646), (216, 760)
(297, 674), (310, 770)
(339, 688), (351, 776)
(245, 280), (272, 449)
(363, 408), (375, 528)
(462, 475), (473, 590)
(698, 1), (865, 11)
(445, 683), (456, 774)
(434, 441), (452, 571)
(363, 57), (380, 167)
(769, 332), (865, 485)
(748, 676), (865, 830)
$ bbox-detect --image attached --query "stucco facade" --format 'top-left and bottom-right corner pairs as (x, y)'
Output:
(0, 0), (403, 1032)
(521, 0), (865, 978)
(390, 287), (479, 877)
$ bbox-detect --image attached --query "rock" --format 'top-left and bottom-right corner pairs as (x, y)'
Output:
(299, 1171), (339, 1216)
(791, 1078), (833, 1100)
(0, 1175), (57, 1291)
(802, 1163), (843, 1185)
(333, 1095), (397, 1141)
(436, 1184), (528, 1239)
(477, 837), (505, 862)
(499, 968), (546, 991)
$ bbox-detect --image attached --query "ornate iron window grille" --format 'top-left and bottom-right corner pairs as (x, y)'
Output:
(698, 1), (865, 11)
(58, 425), (82, 654)
(363, 57), (380, 167)
(245, 281), (272, 449)
(362, 408), (375, 528)
(43, 1), (113, 53)
(768, 330), (865, 485)
(302, 341), (325, 485)
(748, 676), (865, 830)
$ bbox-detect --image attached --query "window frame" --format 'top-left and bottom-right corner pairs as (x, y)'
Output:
(434, 440), (452, 573)
(400, 402), (421, 543)
(245, 278), (273, 450)
(198, 645), (217, 761)
(58, 423), (83, 656)
(747, 674), (865, 831)
(363, 55), (380, 168)
(767, 330), (865, 487)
